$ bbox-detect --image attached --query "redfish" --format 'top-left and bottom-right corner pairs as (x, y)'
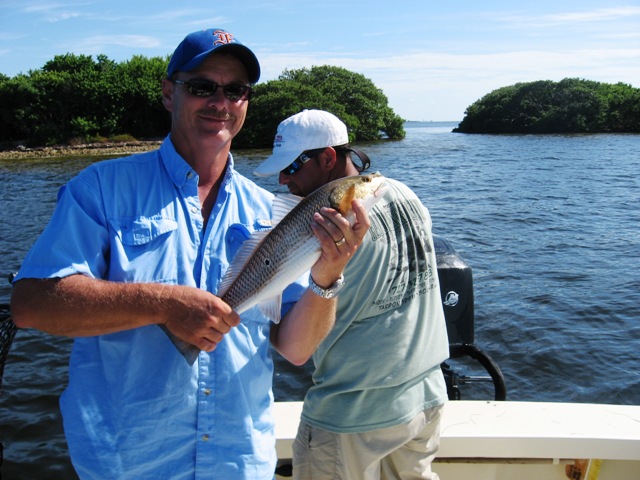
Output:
(166, 173), (387, 364)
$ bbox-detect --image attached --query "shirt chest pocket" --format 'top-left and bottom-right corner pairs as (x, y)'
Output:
(115, 217), (179, 246)
(108, 216), (179, 282)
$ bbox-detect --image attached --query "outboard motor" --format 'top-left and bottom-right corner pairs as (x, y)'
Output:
(433, 235), (474, 345)
(433, 234), (506, 401)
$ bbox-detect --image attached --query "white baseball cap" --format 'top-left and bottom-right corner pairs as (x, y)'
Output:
(253, 109), (349, 177)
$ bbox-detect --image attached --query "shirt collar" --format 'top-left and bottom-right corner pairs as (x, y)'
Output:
(159, 135), (236, 188)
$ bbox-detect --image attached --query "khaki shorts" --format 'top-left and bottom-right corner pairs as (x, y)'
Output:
(293, 405), (443, 480)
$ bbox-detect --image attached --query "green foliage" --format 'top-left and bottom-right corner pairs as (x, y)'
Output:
(235, 65), (405, 148)
(0, 53), (169, 146)
(454, 78), (640, 134)
(0, 74), (38, 142)
(0, 58), (403, 148)
(116, 55), (170, 138)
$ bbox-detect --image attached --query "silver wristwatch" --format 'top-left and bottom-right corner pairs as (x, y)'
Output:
(308, 274), (345, 299)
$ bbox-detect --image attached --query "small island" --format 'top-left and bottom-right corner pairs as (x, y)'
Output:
(0, 55), (405, 152)
(454, 78), (640, 134)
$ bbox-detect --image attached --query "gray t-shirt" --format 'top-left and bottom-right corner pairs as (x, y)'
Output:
(302, 178), (449, 433)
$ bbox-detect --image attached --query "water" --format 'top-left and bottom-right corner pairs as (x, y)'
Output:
(1, 123), (639, 478)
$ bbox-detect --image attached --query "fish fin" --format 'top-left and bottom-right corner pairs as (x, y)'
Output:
(338, 184), (356, 214)
(218, 194), (302, 298)
(159, 324), (200, 365)
(272, 193), (303, 224)
(218, 229), (271, 298)
(258, 295), (283, 324)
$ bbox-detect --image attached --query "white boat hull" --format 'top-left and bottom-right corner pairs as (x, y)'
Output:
(274, 400), (640, 479)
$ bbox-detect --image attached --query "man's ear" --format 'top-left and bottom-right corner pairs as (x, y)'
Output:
(161, 79), (174, 112)
(317, 147), (337, 171)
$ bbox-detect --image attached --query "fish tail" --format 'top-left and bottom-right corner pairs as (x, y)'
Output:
(158, 325), (200, 365)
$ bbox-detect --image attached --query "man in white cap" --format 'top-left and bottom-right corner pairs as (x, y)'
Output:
(11, 33), (369, 479)
(255, 109), (449, 479)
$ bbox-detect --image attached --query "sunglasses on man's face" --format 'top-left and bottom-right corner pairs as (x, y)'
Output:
(173, 79), (253, 101)
(281, 150), (324, 176)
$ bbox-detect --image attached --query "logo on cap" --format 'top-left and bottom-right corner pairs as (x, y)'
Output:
(213, 30), (235, 46)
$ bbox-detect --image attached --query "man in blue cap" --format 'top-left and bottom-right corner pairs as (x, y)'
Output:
(11, 29), (370, 479)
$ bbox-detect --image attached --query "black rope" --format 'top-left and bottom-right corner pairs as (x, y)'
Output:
(0, 305), (16, 393)
(0, 304), (16, 477)
(1, 274), (17, 393)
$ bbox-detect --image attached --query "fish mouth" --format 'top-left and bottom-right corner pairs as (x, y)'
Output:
(367, 174), (388, 199)
(374, 181), (388, 198)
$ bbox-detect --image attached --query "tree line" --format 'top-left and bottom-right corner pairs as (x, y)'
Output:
(0, 54), (405, 149)
(454, 78), (640, 134)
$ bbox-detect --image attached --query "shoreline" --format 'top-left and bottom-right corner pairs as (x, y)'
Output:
(0, 140), (163, 160)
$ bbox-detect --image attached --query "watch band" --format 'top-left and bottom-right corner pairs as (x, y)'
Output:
(308, 273), (345, 299)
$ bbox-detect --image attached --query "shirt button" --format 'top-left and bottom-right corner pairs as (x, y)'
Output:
(191, 206), (199, 214)
(187, 171), (194, 179)
(204, 388), (212, 395)
(202, 434), (210, 441)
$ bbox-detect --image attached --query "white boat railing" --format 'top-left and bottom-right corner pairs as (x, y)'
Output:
(274, 400), (640, 480)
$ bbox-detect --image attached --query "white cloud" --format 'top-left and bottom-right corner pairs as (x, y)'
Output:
(596, 31), (640, 40)
(498, 6), (640, 29)
(73, 35), (163, 51)
(258, 46), (640, 120)
(20, 1), (87, 22)
(543, 6), (640, 23)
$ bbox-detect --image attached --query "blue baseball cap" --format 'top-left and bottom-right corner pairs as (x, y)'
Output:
(167, 28), (260, 83)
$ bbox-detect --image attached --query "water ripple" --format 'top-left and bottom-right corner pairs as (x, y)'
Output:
(1, 125), (639, 477)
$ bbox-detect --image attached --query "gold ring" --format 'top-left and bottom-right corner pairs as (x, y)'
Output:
(335, 237), (346, 246)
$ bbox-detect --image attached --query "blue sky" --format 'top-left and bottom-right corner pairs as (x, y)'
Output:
(1, 1), (639, 121)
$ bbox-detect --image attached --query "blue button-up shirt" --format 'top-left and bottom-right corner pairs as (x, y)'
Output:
(15, 137), (299, 479)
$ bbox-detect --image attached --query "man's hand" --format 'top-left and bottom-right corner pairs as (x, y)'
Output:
(162, 286), (240, 352)
(309, 199), (370, 287)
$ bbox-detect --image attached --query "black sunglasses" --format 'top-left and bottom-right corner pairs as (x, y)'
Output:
(173, 79), (253, 101)
(281, 149), (324, 176)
